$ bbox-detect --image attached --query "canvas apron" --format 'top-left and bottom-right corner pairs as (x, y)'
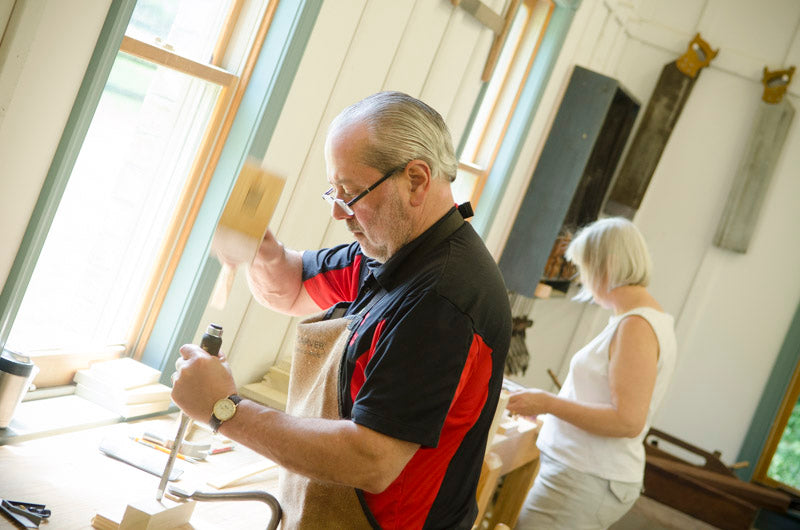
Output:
(278, 305), (374, 529)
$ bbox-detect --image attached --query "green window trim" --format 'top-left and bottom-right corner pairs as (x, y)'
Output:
(737, 299), (800, 482)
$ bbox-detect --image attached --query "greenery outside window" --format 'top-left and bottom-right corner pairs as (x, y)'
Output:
(753, 357), (800, 495)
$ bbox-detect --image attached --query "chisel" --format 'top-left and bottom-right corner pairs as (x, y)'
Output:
(156, 323), (223, 501)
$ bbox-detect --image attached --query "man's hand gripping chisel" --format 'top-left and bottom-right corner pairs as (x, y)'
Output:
(156, 323), (223, 501)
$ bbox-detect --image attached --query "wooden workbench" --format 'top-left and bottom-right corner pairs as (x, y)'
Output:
(0, 414), (279, 529)
(475, 416), (542, 529)
(2, 413), (540, 529)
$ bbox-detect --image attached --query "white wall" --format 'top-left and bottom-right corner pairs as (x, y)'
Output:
(0, 0), (111, 288)
(500, 0), (800, 463)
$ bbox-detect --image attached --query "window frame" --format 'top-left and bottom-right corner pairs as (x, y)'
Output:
(738, 300), (800, 494)
(0, 0), (323, 388)
(462, 0), (580, 239)
(751, 335), (800, 496)
(456, 0), (554, 207)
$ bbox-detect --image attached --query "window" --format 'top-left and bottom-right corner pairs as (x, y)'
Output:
(753, 357), (800, 495)
(452, 0), (553, 207)
(5, 0), (274, 386)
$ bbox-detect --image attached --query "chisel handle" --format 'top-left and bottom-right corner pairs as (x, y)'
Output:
(156, 323), (224, 501)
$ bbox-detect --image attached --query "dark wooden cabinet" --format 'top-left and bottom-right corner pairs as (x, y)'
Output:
(498, 65), (639, 297)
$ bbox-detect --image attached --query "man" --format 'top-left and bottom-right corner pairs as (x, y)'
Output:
(172, 91), (512, 529)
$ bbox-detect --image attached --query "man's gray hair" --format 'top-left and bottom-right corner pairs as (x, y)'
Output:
(329, 91), (458, 182)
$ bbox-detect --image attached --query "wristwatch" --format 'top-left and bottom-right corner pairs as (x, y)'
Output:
(210, 394), (242, 433)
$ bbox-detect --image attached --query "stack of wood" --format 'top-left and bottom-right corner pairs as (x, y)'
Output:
(643, 428), (791, 530)
(74, 358), (172, 418)
(238, 357), (291, 411)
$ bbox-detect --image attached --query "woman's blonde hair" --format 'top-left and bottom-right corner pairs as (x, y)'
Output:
(565, 217), (652, 302)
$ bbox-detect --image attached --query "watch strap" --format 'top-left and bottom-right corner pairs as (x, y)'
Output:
(210, 393), (242, 433)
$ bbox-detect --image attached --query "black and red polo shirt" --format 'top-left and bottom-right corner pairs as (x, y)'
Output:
(301, 206), (511, 529)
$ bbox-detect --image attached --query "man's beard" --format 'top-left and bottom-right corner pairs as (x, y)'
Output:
(347, 199), (412, 263)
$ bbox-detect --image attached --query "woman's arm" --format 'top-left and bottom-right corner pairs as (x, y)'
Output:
(507, 315), (658, 438)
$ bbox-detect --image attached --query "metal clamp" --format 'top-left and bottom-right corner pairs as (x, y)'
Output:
(0, 499), (51, 529)
(168, 487), (281, 530)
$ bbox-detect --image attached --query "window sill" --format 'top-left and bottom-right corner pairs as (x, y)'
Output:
(0, 394), (177, 446)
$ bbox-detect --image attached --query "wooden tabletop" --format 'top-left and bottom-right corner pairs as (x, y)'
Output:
(0, 414), (280, 529)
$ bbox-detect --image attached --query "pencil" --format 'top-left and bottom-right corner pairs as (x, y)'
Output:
(133, 437), (195, 462)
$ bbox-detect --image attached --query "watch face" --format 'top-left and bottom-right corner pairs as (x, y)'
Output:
(213, 398), (236, 421)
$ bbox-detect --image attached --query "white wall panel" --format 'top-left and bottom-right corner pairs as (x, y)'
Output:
(782, 18), (800, 98)
(382, 0), (452, 97)
(602, 17), (628, 74)
(636, 0), (707, 33)
(421, 8), (490, 122)
(0, 0), (14, 40)
(656, 109), (800, 458)
(0, 0), (109, 290)
(698, 0), (800, 81)
(625, 0), (707, 53)
(612, 38), (675, 102)
(447, 21), (496, 148)
(572, 1), (608, 69)
(589, 10), (620, 73)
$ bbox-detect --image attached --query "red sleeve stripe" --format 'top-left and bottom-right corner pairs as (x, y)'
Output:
(350, 319), (386, 403)
(303, 254), (362, 309)
(364, 333), (494, 529)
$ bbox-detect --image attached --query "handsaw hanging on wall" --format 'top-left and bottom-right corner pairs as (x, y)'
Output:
(713, 66), (795, 253)
(604, 34), (718, 219)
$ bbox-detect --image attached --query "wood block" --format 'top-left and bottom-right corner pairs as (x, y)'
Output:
(94, 499), (195, 530)
(275, 357), (292, 373)
(216, 161), (284, 242)
(263, 364), (290, 393)
(496, 417), (518, 435)
(120, 500), (195, 530)
(239, 380), (287, 411)
(484, 390), (509, 455)
(209, 160), (285, 308)
(533, 282), (552, 299)
(491, 417), (540, 476)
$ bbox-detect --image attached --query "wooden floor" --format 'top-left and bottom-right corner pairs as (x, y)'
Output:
(611, 495), (721, 530)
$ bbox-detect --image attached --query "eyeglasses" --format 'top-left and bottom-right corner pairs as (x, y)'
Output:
(322, 164), (406, 216)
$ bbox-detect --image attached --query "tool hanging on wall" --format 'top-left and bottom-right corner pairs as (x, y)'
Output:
(604, 34), (718, 219)
(504, 284), (551, 377)
(713, 66), (795, 252)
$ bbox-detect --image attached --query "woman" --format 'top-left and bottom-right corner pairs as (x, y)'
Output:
(508, 217), (677, 529)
